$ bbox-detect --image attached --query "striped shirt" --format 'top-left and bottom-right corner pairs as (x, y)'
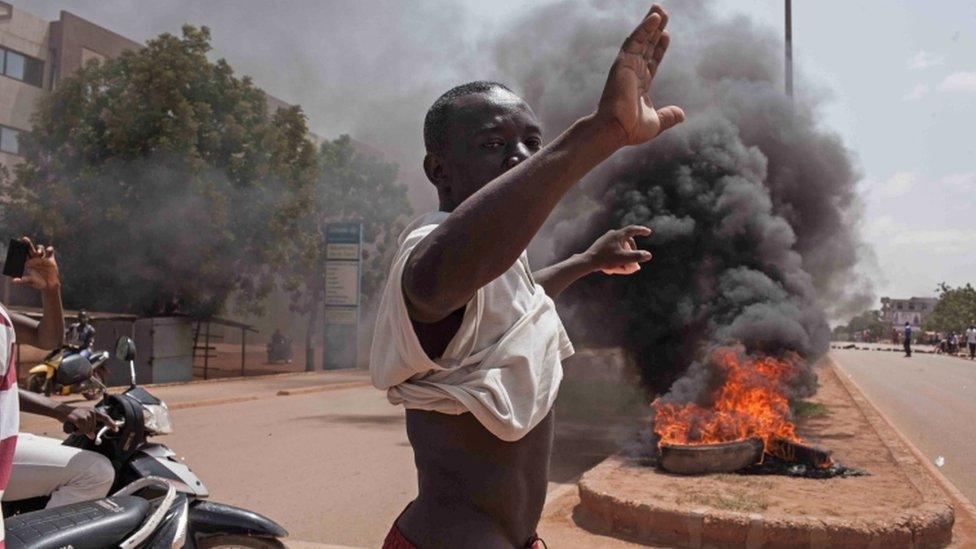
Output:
(0, 305), (17, 548)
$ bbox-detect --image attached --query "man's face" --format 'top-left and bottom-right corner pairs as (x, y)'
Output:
(429, 89), (543, 210)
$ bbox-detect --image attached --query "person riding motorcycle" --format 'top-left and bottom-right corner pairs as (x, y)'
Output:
(65, 309), (95, 359)
(7, 391), (117, 508)
(267, 328), (292, 363)
(0, 238), (116, 522)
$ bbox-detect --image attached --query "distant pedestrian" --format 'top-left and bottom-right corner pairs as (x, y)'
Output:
(903, 322), (912, 357)
(967, 325), (976, 360)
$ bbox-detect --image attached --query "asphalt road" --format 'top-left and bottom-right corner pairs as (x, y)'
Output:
(18, 367), (640, 547)
(831, 349), (976, 505)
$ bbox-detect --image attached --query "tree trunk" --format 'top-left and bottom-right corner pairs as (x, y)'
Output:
(305, 284), (322, 372)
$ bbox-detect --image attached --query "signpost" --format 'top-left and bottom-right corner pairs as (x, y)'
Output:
(323, 222), (361, 370)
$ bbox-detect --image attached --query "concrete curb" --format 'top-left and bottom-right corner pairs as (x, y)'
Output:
(276, 381), (371, 396)
(91, 371), (371, 411)
(576, 360), (957, 548)
(578, 456), (953, 548)
(160, 381), (370, 410)
(135, 369), (361, 389)
(168, 395), (260, 410)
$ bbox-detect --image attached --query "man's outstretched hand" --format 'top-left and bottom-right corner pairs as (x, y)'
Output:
(584, 226), (653, 276)
(595, 4), (684, 147)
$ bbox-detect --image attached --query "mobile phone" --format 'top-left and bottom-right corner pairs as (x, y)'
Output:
(3, 238), (31, 278)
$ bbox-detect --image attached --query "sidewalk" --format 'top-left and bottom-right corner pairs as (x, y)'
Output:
(19, 369), (372, 435)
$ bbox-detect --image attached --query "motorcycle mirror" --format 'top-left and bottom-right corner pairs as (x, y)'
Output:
(115, 336), (137, 362)
(115, 336), (138, 386)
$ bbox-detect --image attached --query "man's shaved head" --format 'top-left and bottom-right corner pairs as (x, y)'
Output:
(423, 81), (514, 153)
(422, 81), (542, 212)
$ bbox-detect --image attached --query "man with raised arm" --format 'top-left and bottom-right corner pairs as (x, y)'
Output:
(370, 5), (684, 548)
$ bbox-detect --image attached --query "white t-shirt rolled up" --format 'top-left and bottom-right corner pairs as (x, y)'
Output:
(369, 212), (574, 442)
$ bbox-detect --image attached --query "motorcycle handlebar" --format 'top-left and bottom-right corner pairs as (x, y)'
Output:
(62, 414), (123, 438)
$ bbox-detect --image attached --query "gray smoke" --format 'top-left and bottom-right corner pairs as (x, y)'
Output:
(29, 1), (873, 398)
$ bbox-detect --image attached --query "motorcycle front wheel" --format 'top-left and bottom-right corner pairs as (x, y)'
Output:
(196, 534), (286, 549)
(81, 371), (106, 401)
(26, 373), (46, 393)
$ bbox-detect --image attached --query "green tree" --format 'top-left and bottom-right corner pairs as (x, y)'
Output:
(1, 26), (316, 317)
(925, 283), (976, 333)
(282, 135), (411, 368)
(839, 309), (887, 341)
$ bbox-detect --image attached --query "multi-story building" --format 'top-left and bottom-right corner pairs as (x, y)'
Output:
(0, 2), (314, 168)
(0, 2), (141, 167)
(880, 296), (939, 328)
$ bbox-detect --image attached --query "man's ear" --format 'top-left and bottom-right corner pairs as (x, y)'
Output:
(423, 152), (449, 186)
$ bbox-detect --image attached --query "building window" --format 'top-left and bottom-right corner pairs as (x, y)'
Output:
(5, 50), (23, 80)
(1, 47), (44, 88)
(0, 126), (22, 155)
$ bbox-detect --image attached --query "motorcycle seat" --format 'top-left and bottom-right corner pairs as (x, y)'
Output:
(4, 495), (150, 549)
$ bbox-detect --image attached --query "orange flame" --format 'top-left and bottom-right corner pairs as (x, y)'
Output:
(653, 347), (802, 450)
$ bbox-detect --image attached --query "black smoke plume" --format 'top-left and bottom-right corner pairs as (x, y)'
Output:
(485, 1), (872, 399)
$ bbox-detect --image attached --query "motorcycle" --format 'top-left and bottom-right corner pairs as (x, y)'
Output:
(26, 345), (110, 400)
(4, 336), (288, 548)
(936, 338), (960, 355)
(265, 337), (293, 364)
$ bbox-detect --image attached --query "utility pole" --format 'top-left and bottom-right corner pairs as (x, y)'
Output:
(785, 0), (794, 101)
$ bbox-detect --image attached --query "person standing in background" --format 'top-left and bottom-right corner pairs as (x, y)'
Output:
(967, 324), (976, 360)
(903, 322), (912, 357)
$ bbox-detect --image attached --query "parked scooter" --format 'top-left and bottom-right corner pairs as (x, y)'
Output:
(25, 345), (110, 400)
(4, 336), (288, 548)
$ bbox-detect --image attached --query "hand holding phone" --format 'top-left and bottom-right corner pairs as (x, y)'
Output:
(5, 237), (60, 291)
(3, 238), (30, 278)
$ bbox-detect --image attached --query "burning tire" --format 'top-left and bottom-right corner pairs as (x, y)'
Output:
(659, 437), (763, 475)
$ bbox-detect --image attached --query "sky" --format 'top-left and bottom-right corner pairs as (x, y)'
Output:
(21, 0), (976, 309)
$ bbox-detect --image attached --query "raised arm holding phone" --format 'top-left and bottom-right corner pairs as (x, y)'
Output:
(0, 237), (116, 522)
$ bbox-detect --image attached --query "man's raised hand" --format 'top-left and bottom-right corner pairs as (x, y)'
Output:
(595, 4), (684, 147)
(13, 237), (61, 291)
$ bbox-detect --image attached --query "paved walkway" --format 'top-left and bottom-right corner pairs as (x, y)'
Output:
(831, 349), (976, 505)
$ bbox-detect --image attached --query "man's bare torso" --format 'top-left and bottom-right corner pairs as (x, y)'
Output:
(397, 408), (553, 548)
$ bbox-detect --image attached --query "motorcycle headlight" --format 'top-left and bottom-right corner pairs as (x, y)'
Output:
(142, 403), (174, 435)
